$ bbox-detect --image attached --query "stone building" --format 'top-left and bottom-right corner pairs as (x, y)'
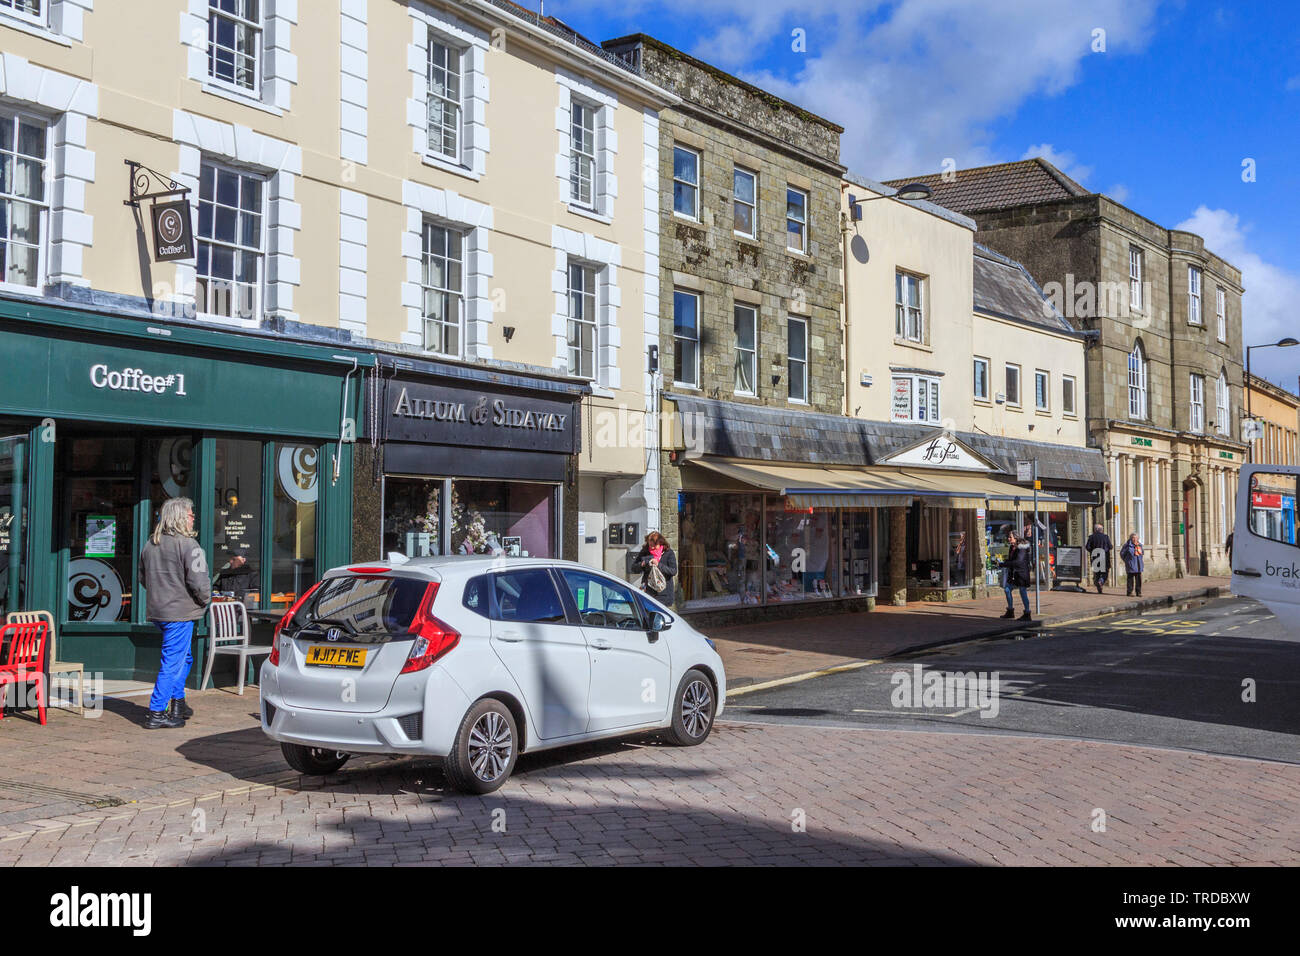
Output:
(602, 34), (848, 611)
(888, 159), (1247, 578)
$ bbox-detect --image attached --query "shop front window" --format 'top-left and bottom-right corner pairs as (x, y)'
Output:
(765, 502), (839, 602)
(213, 438), (263, 606)
(449, 480), (554, 558)
(0, 433), (27, 618)
(384, 477), (443, 557)
(842, 510), (873, 596)
(678, 493), (763, 608)
(911, 505), (946, 587)
(271, 443), (318, 607)
(61, 436), (138, 623)
(985, 511), (1016, 586)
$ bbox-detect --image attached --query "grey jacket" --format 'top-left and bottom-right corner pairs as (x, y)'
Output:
(139, 533), (211, 622)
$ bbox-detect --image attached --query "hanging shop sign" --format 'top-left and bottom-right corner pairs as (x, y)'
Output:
(125, 160), (195, 263)
(150, 200), (195, 261)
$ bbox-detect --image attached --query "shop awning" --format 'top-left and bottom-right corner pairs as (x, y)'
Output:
(681, 458), (1067, 509)
(682, 459), (916, 508)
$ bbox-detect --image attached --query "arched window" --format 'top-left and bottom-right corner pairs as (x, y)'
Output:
(1216, 371), (1229, 435)
(1128, 342), (1148, 419)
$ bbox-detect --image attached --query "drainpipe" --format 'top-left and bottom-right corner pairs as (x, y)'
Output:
(840, 191), (851, 418)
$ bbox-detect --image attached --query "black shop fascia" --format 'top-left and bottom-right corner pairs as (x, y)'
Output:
(362, 358), (588, 562)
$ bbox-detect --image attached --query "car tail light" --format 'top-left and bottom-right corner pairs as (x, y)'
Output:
(401, 582), (460, 674)
(268, 582), (323, 667)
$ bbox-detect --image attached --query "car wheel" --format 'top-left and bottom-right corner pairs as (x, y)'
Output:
(444, 698), (518, 795)
(281, 743), (350, 775)
(664, 669), (715, 746)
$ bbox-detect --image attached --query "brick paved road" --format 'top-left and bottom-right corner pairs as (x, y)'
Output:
(2, 690), (1298, 865)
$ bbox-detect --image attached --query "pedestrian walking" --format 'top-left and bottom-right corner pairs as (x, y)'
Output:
(1000, 531), (1033, 621)
(139, 497), (210, 729)
(633, 530), (678, 607)
(1226, 529), (1234, 566)
(1120, 532), (1145, 597)
(1084, 523), (1114, 594)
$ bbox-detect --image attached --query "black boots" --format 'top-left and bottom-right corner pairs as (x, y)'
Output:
(1019, 611), (1033, 621)
(1001, 608), (1016, 619)
(145, 709), (185, 729)
(171, 698), (194, 720)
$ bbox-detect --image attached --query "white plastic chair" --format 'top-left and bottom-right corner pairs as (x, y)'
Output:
(6, 610), (83, 715)
(201, 601), (271, 695)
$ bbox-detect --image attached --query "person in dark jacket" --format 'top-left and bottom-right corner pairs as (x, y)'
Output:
(1120, 533), (1145, 597)
(1084, 523), (1114, 594)
(633, 530), (678, 607)
(139, 497), (210, 729)
(1000, 531), (1034, 621)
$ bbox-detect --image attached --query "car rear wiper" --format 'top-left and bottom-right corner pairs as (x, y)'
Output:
(303, 616), (359, 635)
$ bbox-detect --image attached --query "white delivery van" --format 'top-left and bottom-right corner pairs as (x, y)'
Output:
(1233, 463), (1300, 624)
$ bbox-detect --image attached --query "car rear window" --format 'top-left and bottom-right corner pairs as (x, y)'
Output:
(293, 576), (430, 635)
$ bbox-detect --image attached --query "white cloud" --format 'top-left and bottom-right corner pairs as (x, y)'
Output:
(560, 0), (1162, 179)
(1176, 206), (1300, 389)
(1019, 143), (1093, 184)
(1107, 183), (1130, 203)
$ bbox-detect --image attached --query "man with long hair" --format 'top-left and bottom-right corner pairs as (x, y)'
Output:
(138, 497), (210, 729)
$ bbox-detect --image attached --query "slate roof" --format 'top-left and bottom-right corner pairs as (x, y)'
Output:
(669, 394), (1108, 485)
(843, 172), (977, 231)
(882, 158), (1090, 214)
(973, 243), (1080, 336)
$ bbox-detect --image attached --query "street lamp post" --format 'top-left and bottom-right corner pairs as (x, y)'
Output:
(1245, 337), (1300, 462)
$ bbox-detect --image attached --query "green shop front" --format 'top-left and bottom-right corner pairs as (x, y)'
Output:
(0, 298), (369, 686)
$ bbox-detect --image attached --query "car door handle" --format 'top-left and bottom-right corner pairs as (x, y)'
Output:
(497, 631), (524, 643)
(590, 638), (612, 651)
(1234, 568), (1262, 578)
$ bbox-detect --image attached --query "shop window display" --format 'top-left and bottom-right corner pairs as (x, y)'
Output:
(383, 478), (556, 559)
(678, 493), (763, 608)
(765, 501), (839, 602)
(948, 509), (970, 588)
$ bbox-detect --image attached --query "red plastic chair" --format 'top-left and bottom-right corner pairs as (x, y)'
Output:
(0, 621), (50, 725)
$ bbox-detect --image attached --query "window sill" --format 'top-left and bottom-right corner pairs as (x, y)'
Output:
(785, 247), (810, 259)
(1063, 412), (1079, 420)
(0, 15), (71, 46)
(1035, 408), (1052, 417)
(672, 211), (701, 225)
(587, 384), (615, 400)
(202, 82), (283, 117)
(1005, 403), (1023, 412)
(0, 279), (46, 299)
(672, 382), (701, 392)
(734, 231), (758, 242)
(974, 397), (992, 405)
(893, 339), (933, 353)
(567, 203), (612, 225)
(420, 152), (482, 182)
(195, 309), (261, 330)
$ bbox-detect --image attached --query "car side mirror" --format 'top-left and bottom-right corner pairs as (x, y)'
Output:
(649, 611), (673, 633)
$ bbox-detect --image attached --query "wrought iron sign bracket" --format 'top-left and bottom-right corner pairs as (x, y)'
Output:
(124, 159), (191, 207)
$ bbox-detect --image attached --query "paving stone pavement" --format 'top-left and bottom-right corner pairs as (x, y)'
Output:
(0, 688), (1296, 865)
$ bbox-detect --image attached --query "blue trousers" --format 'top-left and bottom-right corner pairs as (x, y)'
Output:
(1004, 584), (1030, 611)
(149, 620), (194, 712)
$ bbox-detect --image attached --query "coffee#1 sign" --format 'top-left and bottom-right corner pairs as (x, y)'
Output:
(385, 379), (579, 454)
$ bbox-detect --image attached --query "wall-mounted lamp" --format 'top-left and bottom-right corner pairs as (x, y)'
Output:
(995, 392), (1006, 405)
(848, 183), (934, 220)
(771, 374), (782, 387)
(502, 326), (516, 342)
(648, 344), (659, 372)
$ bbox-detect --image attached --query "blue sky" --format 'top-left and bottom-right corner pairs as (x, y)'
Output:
(553, 0), (1300, 388)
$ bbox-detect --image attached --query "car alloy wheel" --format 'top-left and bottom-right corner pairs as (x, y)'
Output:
(468, 710), (513, 782)
(681, 678), (713, 739)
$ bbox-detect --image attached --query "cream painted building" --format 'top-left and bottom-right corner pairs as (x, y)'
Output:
(0, 1), (677, 581)
(839, 175), (1105, 603)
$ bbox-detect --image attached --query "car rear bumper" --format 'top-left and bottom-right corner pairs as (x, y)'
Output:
(258, 661), (470, 757)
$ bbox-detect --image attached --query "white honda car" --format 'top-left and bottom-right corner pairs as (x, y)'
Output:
(259, 556), (726, 793)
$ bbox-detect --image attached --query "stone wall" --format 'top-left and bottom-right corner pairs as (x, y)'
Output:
(624, 40), (845, 560)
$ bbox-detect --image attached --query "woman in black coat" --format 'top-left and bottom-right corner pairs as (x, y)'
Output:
(633, 530), (678, 607)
